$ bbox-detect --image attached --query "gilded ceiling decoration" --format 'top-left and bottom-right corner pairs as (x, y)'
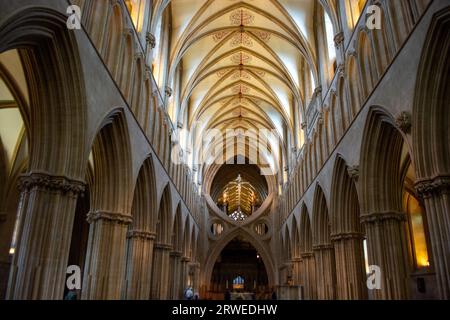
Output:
(230, 9), (255, 26)
(230, 52), (252, 64)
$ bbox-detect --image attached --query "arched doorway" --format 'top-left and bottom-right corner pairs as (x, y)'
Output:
(208, 236), (269, 300)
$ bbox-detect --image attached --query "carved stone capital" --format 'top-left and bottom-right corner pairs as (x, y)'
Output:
(170, 251), (183, 258)
(87, 211), (133, 225)
(301, 122), (307, 130)
(313, 86), (322, 96)
(313, 244), (334, 251)
(396, 111), (412, 134)
(123, 28), (133, 37)
(127, 230), (156, 240)
(300, 252), (314, 259)
(165, 86), (173, 97)
(348, 50), (357, 58)
(360, 211), (407, 224)
(146, 32), (156, 49)
(347, 165), (360, 180)
(317, 112), (324, 125)
(331, 231), (365, 242)
(18, 172), (85, 195)
(334, 32), (345, 47)
(154, 242), (173, 251)
(145, 67), (152, 80)
(415, 175), (450, 198)
(337, 63), (345, 77)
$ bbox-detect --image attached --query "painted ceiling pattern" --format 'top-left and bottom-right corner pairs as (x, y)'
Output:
(165, 0), (319, 206)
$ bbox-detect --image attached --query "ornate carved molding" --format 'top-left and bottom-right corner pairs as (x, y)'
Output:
(317, 112), (324, 125)
(334, 32), (345, 47)
(300, 252), (313, 259)
(360, 211), (407, 224)
(18, 172), (85, 195)
(416, 175), (450, 198)
(165, 86), (173, 97)
(154, 242), (173, 251)
(146, 32), (156, 49)
(127, 230), (156, 240)
(145, 64), (152, 80)
(134, 52), (144, 61)
(123, 28), (133, 37)
(395, 111), (412, 134)
(331, 232), (365, 242)
(313, 86), (322, 97)
(301, 122), (307, 130)
(348, 50), (357, 58)
(347, 165), (360, 180)
(312, 244), (334, 251)
(170, 251), (183, 257)
(337, 63), (345, 77)
(87, 211), (133, 225)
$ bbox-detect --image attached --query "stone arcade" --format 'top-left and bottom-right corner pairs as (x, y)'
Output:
(0, 0), (449, 301)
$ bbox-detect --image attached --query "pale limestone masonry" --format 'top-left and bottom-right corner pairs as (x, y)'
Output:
(0, 0), (448, 300)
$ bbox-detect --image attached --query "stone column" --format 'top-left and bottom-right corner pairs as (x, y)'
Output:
(0, 211), (12, 299)
(416, 177), (450, 299)
(180, 256), (191, 290)
(313, 244), (336, 300)
(282, 262), (293, 286)
(332, 232), (368, 300)
(169, 251), (182, 299)
(292, 257), (303, 287)
(334, 32), (345, 67)
(7, 172), (85, 300)
(150, 242), (172, 299)
(361, 211), (410, 299)
(189, 262), (200, 295)
(145, 32), (156, 64)
(300, 252), (316, 300)
(81, 211), (132, 300)
(124, 230), (156, 300)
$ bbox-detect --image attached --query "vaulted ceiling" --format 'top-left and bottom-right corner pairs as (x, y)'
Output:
(164, 0), (319, 175)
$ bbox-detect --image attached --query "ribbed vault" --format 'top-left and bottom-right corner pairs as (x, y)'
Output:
(162, 0), (320, 179)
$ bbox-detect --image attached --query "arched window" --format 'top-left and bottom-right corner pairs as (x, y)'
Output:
(152, 17), (163, 84)
(125, 0), (144, 32)
(403, 191), (430, 269)
(152, 10), (170, 90)
(324, 12), (336, 63)
(324, 12), (337, 78)
(346, 0), (367, 29)
(233, 276), (245, 290)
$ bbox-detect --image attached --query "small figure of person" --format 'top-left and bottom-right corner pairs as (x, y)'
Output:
(64, 289), (78, 300)
(184, 287), (194, 300)
(271, 290), (277, 300)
